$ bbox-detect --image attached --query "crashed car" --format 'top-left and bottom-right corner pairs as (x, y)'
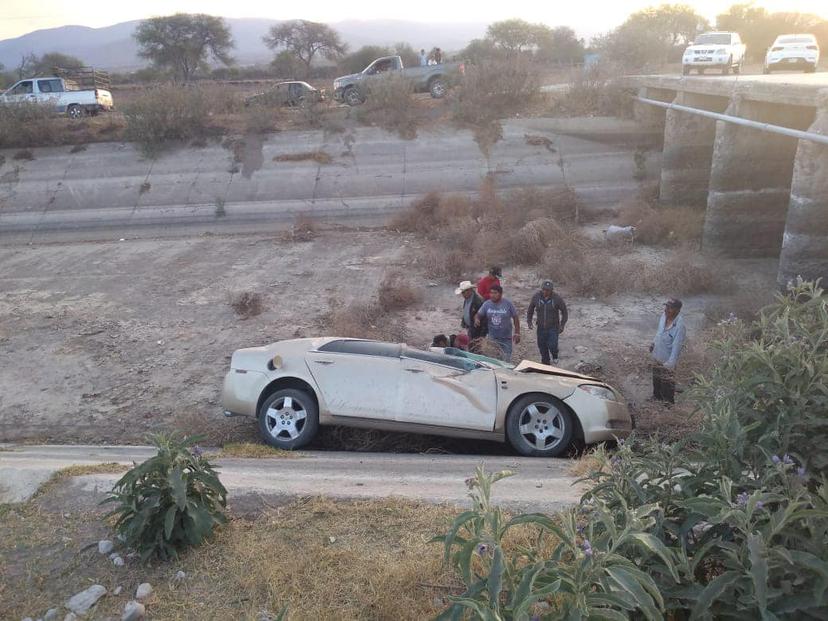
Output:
(222, 337), (632, 457)
(244, 81), (323, 107)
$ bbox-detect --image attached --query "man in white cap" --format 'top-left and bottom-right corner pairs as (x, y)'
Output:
(455, 280), (486, 348)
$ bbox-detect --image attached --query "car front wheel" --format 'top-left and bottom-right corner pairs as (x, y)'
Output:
(506, 394), (574, 457)
(344, 87), (363, 106)
(258, 388), (319, 449)
(429, 78), (447, 98)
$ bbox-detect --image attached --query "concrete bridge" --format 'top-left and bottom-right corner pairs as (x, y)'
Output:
(628, 74), (828, 288)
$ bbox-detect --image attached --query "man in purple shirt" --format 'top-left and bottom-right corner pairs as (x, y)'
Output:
(475, 284), (521, 361)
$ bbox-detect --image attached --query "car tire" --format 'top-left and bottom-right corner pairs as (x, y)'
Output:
(257, 388), (319, 450)
(67, 104), (83, 120)
(682, 65), (690, 75)
(344, 87), (363, 106)
(763, 66), (771, 74)
(733, 62), (741, 74)
(505, 393), (574, 458)
(722, 58), (732, 75)
(805, 64), (816, 73)
(429, 77), (447, 99)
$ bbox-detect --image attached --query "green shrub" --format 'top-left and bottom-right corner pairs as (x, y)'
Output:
(103, 433), (227, 560)
(437, 280), (828, 619)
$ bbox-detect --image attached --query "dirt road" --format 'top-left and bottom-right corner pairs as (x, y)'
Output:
(0, 444), (583, 512)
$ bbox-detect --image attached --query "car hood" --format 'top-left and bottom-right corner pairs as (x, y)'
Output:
(509, 360), (602, 382)
(684, 44), (728, 52)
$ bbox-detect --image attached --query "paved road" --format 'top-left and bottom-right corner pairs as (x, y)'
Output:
(0, 444), (584, 512)
(0, 117), (661, 242)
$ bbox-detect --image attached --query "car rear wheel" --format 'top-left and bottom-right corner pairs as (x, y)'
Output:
(506, 394), (574, 457)
(429, 77), (447, 98)
(722, 57), (732, 75)
(67, 104), (83, 120)
(258, 388), (319, 450)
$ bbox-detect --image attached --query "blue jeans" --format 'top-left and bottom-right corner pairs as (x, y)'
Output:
(489, 336), (513, 361)
(537, 327), (559, 364)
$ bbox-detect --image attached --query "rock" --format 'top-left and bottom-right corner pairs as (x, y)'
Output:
(113, 587), (123, 596)
(65, 585), (106, 615)
(44, 610), (59, 621)
(22, 617), (34, 621)
(97, 540), (114, 555)
(63, 615), (78, 621)
(575, 361), (602, 375)
(174, 570), (186, 582)
(121, 601), (145, 621)
(574, 345), (588, 354)
(135, 583), (152, 600)
(112, 556), (125, 567)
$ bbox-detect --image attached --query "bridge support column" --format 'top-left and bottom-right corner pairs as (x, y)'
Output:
(777, 91), (828, 287)
(703, 95), (811, 257)
(659, 93), (725, 207)
(633, 87), (674, 129)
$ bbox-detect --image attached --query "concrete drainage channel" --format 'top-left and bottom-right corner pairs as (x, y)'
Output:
(0, 118), (661, 242)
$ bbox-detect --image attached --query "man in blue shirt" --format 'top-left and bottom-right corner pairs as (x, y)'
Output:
(475, 285), (521, 361)
(419, 49), (428, 66)
(649, 298), (687, 403)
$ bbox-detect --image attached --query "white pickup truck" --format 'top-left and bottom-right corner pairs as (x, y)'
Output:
(0, 75), (114, 118)
(682, 32), (746, 75)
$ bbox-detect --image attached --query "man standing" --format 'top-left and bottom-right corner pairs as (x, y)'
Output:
(475, 285), (520, 361)
(456, 280), (486, 343)
(477, 266), (502, 300)
(419, 49), (428, 66)
(527, 280), (568, 366)
(650, 298), (687, 404)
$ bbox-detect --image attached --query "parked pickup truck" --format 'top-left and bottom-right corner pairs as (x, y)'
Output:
(682, 32), (746, 75)
(332, 55), (463, 106)
(0, 74), (114, 118)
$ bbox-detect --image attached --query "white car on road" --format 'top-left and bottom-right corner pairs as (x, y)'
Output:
(682, 32), (746, 75)
(222, 337), (633, 458)
(0, 76), (114, 118)
(764, 34), (820, 73)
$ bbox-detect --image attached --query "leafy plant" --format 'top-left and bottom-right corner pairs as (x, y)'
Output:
(102, 433), (227, 560)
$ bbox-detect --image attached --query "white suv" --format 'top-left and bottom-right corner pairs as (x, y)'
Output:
(764, 34), (820, 74)
(682, 32), (746, 75)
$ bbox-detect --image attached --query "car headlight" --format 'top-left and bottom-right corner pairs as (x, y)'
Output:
(578, 384), (617, 401)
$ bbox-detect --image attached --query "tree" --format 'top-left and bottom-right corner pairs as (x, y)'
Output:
(486, 19), (543, 54)
(134, 13), (234, 82)
(392, 42), (420, 69)
(30, 52), (84, 76)
(536, 26), (586, 64)
(264, 20), (346, 79)
(338, 45), (391, 75)
(598, 4), (709, 67)
(16, 53), (38, 79)
(717, 5), (828, 61)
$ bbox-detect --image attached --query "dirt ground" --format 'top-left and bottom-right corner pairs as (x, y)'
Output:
(0, 224), (777, 448)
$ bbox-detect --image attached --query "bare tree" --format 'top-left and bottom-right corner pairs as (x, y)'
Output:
(17, 53), (38, 79)
(134, 13), (234, 82)
(264, 20), (346, 79)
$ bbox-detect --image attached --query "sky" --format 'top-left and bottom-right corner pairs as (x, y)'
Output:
(2, 0), (828, 41)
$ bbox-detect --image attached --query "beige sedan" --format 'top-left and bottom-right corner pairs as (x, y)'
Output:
(222, 337), (632, 457)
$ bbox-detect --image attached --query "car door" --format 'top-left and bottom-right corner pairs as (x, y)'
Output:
(306, 340), (403, 421)
(5, 80), (35, 104)
(397, 349), (498, 431)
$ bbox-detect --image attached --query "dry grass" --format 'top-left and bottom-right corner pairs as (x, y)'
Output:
(569, 449), (607, 478)
(216, 443), (301, 459)
(0, 496), (464, 621)
(273, 151), (333, 165)
(286, 213), (318, 242)
(32, 462), (128, 500)
(377, 271), (420, 312)
(616, 199), (704, 246)
(326, 300), (408, 343)
(547, 61), (633, 118)
(357, 74), (420, 140)
(228, 291), (264, 320)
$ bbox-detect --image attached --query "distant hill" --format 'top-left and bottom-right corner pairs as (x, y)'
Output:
(0, 18), (487, 71)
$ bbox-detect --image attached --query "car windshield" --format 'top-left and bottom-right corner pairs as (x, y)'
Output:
(695, 34), (732, 45)
(441, 347), (515, 370)
(778, 37), (814, 44)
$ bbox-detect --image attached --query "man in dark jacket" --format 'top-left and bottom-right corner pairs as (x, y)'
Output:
(456, 280), (486, 347)
(527, 280), (568, 365)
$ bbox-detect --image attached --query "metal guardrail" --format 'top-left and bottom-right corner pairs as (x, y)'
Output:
(636, 95), (828, 146)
